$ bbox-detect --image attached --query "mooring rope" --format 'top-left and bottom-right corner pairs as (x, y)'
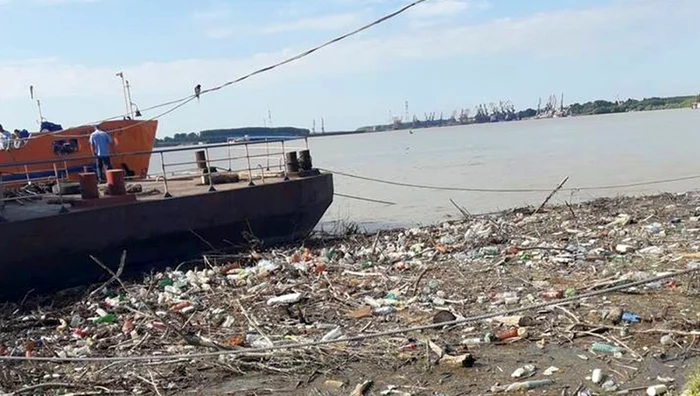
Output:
(324, 168), (700, 194)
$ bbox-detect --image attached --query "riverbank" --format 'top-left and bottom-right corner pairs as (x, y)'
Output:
(2, 191), (700, 395)
(153, 99), (700, 147)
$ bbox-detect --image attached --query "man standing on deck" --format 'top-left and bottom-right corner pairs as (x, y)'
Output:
(89, 125), (113, 183)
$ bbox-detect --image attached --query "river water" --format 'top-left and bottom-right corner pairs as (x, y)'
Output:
(149, 108), (700, 231)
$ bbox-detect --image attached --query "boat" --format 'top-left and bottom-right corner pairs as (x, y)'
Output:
(0, 139), (333, 300)
(227, 135), (299, 143)
(0, 119), (158, 187)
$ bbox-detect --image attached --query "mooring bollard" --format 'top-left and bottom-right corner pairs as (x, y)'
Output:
(298, 149), (313, 171)
(195, 150), (207, 171)
(106, 169), (126, 196)
(285, 151), (299, 174)
(79, 172), (99, 199)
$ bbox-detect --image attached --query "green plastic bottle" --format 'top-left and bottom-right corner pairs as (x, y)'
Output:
(591, 342), (623, 356)
(94, 314), (117, 324)
(158, 278), (173, 289)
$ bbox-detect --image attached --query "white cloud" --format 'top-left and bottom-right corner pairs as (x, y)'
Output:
(201, 11), (366, 39)
(407, 0), (471, 18)
(204, 27), (236, 40)
(0, 0), (106, 7)
(28, 0), (103, 4)
(260, 12), (364, 34)
(1, 0), (697, 104)
(192, 4), (230, 21)
(195, 0), (482, 40)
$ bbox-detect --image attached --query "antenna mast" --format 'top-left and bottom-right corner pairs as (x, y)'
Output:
(29, 85), (45, 126)
(116, 72), (131, 119)
(125, 79), (135, 119)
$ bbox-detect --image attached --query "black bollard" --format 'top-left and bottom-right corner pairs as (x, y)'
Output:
(298, 150), (312, 171)
(286, 151), (299, 174)
(195, 150), (207, 171)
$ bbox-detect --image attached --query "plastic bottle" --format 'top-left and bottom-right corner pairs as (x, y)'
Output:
(590, 342), (623, 357)
(497, 328), (519, 340)
(150, 321), (167, 331)
(122, 319), (134, 334)
(373, 306), (396, 316)
(94, 314), (116, 324)
(592, 368), (603, 384)
(481, 246), (499, 256)
(461, 337), (483, 345)
(505, 379), (553, 392)
(266, 293), (302, 306)
(313, 263), (327, 274)
(428, 278), (439, 290)
(70, 315), (83, 328)
(171, 301), (192, 312)
(646, 385), (668, 396)
(511, 364), (536, 378)
(491, 292), (518, 303)
(503, 296), (519, 305)
(621, 312), (641, 323)
(72, 328), (89, 338)
(321, 327), (343, 342)
(158, 278), (173, 289)
(602, 379), (619, 392)
(542, 290), (563, 299)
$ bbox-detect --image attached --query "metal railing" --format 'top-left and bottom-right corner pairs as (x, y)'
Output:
(0, 136), (311, 214)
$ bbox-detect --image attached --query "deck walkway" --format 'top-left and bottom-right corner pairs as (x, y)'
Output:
(0, 169), (305, 223)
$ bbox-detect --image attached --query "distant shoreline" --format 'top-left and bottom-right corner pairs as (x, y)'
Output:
(155, 96), (699, 146)
(314, 105), (700, 136)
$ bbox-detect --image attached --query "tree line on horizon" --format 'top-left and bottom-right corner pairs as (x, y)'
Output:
(568, 94), (699, 115)
(155, 94), (700, 143)
(357, 94), (700, 131)
(156, 126), (310, 145)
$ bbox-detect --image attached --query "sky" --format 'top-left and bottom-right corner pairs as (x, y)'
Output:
(0, 0), (698, 137)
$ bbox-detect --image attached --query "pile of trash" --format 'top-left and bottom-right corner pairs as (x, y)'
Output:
(2, 191), (700, 395)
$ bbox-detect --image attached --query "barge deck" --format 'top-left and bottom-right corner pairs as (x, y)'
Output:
(0, 140), (333, 300)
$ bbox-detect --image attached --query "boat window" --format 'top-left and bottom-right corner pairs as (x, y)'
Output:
(53, 139), (79, 155)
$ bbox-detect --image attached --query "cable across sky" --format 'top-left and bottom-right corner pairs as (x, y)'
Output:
(26, 0), (429, 138)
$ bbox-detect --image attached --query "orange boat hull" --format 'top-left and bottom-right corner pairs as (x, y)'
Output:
(0, 119), (158, 187)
